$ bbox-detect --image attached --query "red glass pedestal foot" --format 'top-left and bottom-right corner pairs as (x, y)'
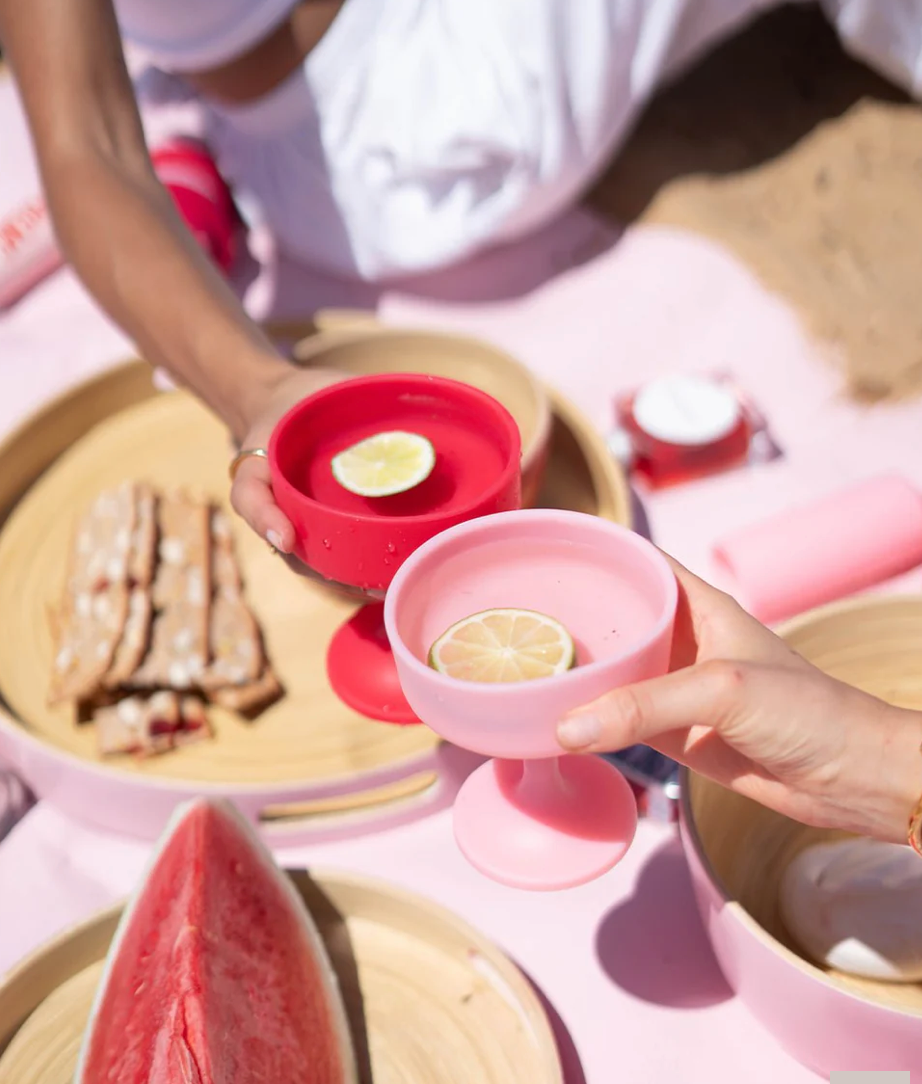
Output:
(326, 603), (421, 724)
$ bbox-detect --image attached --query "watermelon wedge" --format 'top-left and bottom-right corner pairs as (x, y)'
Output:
(74, 798), (358, 1083)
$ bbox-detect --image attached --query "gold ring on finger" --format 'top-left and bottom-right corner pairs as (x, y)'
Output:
(229, 447), (268, 481)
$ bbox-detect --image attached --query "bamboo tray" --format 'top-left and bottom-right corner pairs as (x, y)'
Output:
(0, 331), (630, 844)
(0, 869), (564, 1084)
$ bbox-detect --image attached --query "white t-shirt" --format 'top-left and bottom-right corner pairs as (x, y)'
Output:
(127, 0), (922, 279)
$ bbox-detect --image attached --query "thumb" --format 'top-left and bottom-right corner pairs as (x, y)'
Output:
(556, 659), (748, 753)
(230, 458), (295, 554)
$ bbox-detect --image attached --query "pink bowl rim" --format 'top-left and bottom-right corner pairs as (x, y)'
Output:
(383, 509), (678, 703)
(678, 766), (922, 1019)
(268, 372), (522, 531)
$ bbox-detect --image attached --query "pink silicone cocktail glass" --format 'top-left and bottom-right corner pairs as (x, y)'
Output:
(384, 509), (678, 890)
(268, 373), (522, 723)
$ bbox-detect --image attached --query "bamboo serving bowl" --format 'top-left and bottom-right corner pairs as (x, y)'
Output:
(0, 322), (631, 844)
(679, 594), (922, 1075)
(0, 869), (564, 1084)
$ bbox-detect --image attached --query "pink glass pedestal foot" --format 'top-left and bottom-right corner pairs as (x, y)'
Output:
(453, 755), (638, 891)
(326, 603), (420, 724)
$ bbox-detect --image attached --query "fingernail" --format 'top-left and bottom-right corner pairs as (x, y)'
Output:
(266, 529), (287, 554)
(557, 714), (600, 749)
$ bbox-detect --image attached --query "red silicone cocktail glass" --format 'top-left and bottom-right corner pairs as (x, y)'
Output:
(384, 509), (678, 890)
(268, 373), (522, 723)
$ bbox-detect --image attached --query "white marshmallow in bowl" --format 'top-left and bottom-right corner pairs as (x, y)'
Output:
(779, 837), (922, 983)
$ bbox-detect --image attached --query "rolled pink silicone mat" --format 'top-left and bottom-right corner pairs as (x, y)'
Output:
(712, 474), (922, 624)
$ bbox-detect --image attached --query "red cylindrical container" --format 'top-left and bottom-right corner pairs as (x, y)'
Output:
(614, 373), (752, 489)
(151, 140), (238, 273)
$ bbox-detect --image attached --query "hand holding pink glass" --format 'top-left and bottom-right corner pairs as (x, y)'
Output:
(384, 509), (678, 890)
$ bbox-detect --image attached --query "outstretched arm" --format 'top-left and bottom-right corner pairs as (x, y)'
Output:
(1, 0), (342, 549)
(0, 0), (289, 441)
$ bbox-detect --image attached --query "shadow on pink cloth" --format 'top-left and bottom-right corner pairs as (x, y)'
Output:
(0, 768), (34, 843)
(233, 206), (620, 324)
(595, 836), (732, 1009)
(525, 979), (588, 1084)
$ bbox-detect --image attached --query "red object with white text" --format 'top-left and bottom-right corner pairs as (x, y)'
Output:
(150, 140), (238, 273)
(0, 197), (64, 309)
(0, 141), (237, 310)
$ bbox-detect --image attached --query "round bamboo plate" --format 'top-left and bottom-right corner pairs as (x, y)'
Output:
(0, 870), (564, 1084)
(684, 592), (922, 1016)
(0, 334), (630, 842)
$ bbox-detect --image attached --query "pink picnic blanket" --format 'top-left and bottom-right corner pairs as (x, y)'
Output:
(3, 69), (922, 1084)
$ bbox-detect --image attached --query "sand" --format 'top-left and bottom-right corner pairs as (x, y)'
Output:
(588, 4), (922, 402)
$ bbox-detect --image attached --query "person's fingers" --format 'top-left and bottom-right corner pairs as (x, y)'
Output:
(662, 559), (699, 672)
(556, 657), (755, 753)
(649, 724), (819, 822)
(658, 547), (807, 671)
(649, 723), (752, 779)
(224, 366), (350, 553)
(230, 458), (294, 553)
(655, 550), (754, 666)
(657, 550), (734, 613)
(658, 550), (710, 589)
(556, 659), (813, 806)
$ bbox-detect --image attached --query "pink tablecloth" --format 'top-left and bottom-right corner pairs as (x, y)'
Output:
(3, 71), (922, 1084)
(2, 806), (818, 1084)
